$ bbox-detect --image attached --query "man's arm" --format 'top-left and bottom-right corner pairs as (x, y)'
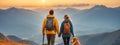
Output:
(42, 18), (46, 35)
(54, 18), (59, 34)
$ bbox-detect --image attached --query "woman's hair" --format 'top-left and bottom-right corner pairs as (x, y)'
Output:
(49, 10), (54, 15)
(64, 15), (71, 22)
(64, 15), (69, 19)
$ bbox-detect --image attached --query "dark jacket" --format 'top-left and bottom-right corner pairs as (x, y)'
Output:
(60, 19), (74, 37)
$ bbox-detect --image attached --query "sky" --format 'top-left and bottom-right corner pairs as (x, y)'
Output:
(0, 0), (120, 9)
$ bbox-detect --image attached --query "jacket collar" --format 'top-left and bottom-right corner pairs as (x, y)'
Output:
(47, 14), (54, 18)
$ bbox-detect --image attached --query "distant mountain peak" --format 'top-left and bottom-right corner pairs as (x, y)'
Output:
(4, 7), (36, 13)
(91, 5), (108, 10)
(9, 7), (17, 9)
(7, 7), (19, 11)
(63, 7), (80, 12)
(6, 7), (29, 11)
(65, 7), (78, 10)
(115, 6), (120, 8)
(94, 5), (107, 7)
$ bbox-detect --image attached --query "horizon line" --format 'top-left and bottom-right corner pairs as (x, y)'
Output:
(0, 5), (120, 11)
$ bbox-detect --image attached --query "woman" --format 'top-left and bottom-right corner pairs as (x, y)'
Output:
(59, 15), (74, 45)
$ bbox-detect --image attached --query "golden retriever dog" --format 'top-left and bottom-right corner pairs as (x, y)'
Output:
(71, 37), (81, 45)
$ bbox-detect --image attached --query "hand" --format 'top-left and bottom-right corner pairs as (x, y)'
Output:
(42, 29), (45, 35)
(73, 35), (74, 37)
(43, 33), (45, 35)
(58, 33), (61, 37)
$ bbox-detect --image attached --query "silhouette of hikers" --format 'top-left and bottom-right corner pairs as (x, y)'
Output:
(42, 10), (59, 45)
(59, 15), (74, 45)
(42, 10), (75, 45)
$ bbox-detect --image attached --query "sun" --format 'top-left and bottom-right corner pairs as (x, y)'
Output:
(41, 0), (46, 3)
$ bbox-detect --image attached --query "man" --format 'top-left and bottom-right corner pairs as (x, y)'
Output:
(42, 10), (59, 45)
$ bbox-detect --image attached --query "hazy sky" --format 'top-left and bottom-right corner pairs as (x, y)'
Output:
(0, 0), (120, 9)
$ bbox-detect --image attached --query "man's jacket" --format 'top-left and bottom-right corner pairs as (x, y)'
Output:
(42, 15), (59, 35)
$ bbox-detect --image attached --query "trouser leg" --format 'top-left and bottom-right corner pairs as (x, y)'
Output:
(62, 37), (70, 45)
(63, 37), (67, 45)
(47, 34), (55, 45)
(66, 37), (70, 45)
(51, 34), (55, 45)
(47, 34), (51, 45)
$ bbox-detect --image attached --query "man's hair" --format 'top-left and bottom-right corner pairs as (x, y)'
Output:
(49, 10), (54, 15)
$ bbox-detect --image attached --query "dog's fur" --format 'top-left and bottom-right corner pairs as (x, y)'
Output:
(71, 37), (81, 45)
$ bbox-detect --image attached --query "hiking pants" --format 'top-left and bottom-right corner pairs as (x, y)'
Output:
(62, 37), (70, 45)
(47, 34), (55, 45)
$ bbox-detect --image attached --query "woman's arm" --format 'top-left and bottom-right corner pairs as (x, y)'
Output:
(70, 22), (74, 37)
(59, 22), (64, 37)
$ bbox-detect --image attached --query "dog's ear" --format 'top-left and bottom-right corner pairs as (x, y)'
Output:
(71, 38), (75, 43)
(71, 40), (73, 43)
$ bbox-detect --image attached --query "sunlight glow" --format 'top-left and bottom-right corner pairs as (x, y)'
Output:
(41, 0), (46, 3)
(0, 0), (119, 9)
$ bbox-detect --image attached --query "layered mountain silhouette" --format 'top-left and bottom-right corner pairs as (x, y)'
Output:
(0, 32), (26, 45)
(8, 35), (39, 45)
(58, 29), (120, 45)
(0, 32), (39, 45)
(79, 29), (120, 45)
(0, 7), (43, 43)
(54, 5), (120, 36)
(0, 32), (10, 41)
(0, 5), (120, 44)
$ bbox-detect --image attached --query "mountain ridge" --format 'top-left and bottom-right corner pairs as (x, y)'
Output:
(0, 5), (120, 44)
(79, 29), (120, 45)
(58, 29), (120, 45)
(0, 32), (39, 45)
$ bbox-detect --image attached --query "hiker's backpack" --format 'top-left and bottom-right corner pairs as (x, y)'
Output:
(64, 22), (71, 34)
(46, 17), (55, 31)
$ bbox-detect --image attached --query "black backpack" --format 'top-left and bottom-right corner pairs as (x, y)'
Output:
(45, 17), (55, 31)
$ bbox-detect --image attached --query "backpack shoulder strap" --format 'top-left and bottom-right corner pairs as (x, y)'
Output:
(46, 17), (54, 22)
(47, 17), (54, 19)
